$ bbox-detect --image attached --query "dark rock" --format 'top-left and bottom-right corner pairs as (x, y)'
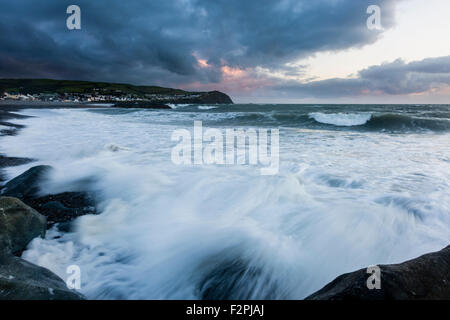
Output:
(0, 254), (85, 300)
(0, 196), (84, 300)
(0, 128), (19, 136)
(1, 165), (53, 199)
(113, 101), (172, 109)
(0, 197), (46, 255)
(0, 117), (33, 184)
(195, 91), (234, 104)
(0, 109), (30, 137)
(26, 192), (96, 227)
(0, 121), (25, 129)
(1, 166), (97, 228)
(113, 90), (233, 108)
(0, 110), (26, 136)
(197, 255), (280, 300)
(0, 156), (35, 186)
(56, 221), (75, 233)
(0, 110), (31, 121)
(306, 245), (450, 300)
(167, 90), (233, 104)
(0, 155), (35, 168)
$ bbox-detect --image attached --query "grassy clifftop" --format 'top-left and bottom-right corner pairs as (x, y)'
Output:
(0, 78), (234, 104)
(0, 79), (188, 96)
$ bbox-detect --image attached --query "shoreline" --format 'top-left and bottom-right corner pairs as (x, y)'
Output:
(0, 107), (90, 299)
(0, 106), (34, 184)
(0, 99), (113, 108)
(0, 102), (108, 185)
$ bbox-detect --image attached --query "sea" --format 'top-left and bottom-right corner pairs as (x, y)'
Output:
(1, 103), (449, 299)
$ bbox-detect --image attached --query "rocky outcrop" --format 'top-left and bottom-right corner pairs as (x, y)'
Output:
(0, 109), (34, 184)
(0, 155), (34, 169)
(194, 91), (234, 104)
(1, 165), (52, 199)
(1, 166), (97, 228)
(0, 254), (85, 300)
(306, 245), (450, 300)
(0, 197), (84, 300)
(0, 197), (46, 255)
(26, 192), (96, 228)
(114, 90), (233, 108)
(113, 101), (171, 109)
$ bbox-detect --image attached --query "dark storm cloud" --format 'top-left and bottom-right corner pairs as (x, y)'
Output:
(0, 0), (396, 88)
(275, 56), (450, 98)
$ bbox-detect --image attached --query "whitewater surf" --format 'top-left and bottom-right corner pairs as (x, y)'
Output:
(0, 104), (449, 299)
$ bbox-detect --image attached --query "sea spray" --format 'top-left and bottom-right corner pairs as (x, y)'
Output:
(0, 105), (448, 299)
(308, 112), (373, 126)
(171, 121), (279, 175)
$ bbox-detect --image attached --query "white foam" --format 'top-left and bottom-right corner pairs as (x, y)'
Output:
(1, 108), (448, 299)
(167, 104), (191, 109)
(198, 106), (218, 110)
(309, 112), (372, 126)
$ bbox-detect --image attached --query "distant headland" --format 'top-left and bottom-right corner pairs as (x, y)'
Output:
(0, 79), (233, 106)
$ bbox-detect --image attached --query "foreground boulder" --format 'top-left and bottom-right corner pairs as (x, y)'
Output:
(306, 245), (450, 300)
(0, 197), (85, 300)
(0, 254), (85, 300)
(1, 166), (97, 228)
(0, 197), (46, 255)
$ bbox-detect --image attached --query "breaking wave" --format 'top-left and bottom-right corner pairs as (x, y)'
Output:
(365, 114), (450, 132)
(1, 105), (449, 300)
(308, 112), (450, 132)
(308, 112), (372, 127)
(198, 106), (218, 110)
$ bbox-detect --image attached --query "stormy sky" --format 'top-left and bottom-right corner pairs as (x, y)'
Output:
(0, 0), (449, 102)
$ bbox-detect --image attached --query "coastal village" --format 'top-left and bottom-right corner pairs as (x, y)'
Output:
(0, 90), (203, 103)
(0, 79), (233, 105)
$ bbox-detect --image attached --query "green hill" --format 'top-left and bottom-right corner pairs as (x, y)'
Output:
(0, 78), (188, 96)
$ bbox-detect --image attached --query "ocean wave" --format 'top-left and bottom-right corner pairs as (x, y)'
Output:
(308, 112), (450, 132)
(86, 103), (115, 107)
(212, 112), (273, 125)
(308, 112), (372, 126)
(365, 114), (450, 132)
(3, 107), (450, 300)
(167, 103), (192, 109)
(198, 106), (218, 110)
